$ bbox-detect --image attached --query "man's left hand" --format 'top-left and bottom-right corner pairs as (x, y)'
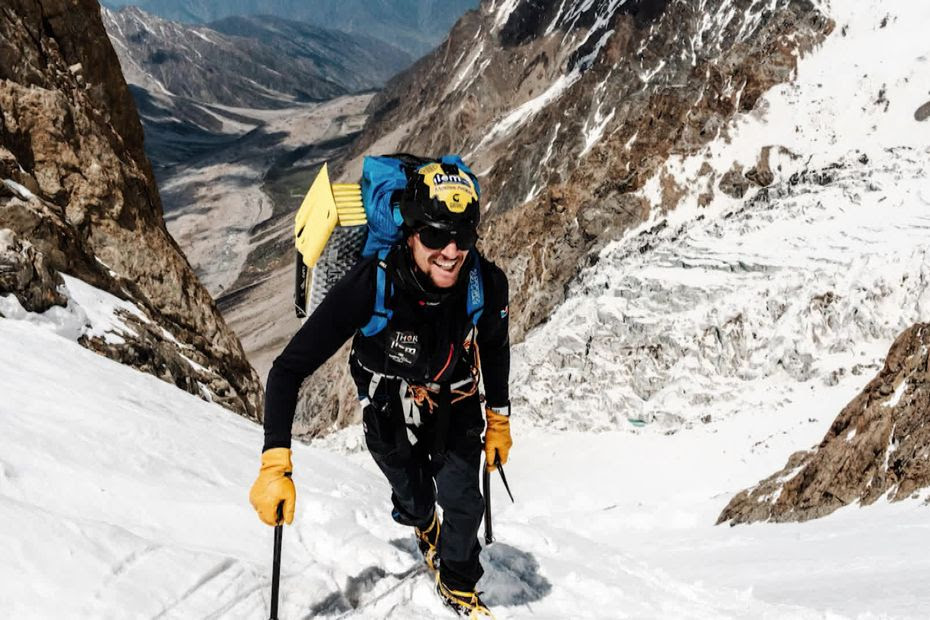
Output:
(484, 408), (512, 470)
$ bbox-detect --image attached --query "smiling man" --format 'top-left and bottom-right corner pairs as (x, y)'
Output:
(250, 156), (511, 618)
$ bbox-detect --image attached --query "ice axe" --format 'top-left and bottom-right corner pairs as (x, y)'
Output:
(483, 455), (515, 546)
(269, 503), (284, 620)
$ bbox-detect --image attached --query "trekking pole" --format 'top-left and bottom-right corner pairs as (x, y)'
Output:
(483, 463), (493, 545)
(270, 503), (284, 620)
(483, 455), (516, 545)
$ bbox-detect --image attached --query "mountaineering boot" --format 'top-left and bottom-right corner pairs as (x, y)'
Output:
(415, 511), (441, 572)
(436, 576), (495, 619)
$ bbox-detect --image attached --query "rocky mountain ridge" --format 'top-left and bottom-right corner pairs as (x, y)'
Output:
(352, 0), (832, 343)
(1, 0), (262, 419)
(282, 0), (833, 438)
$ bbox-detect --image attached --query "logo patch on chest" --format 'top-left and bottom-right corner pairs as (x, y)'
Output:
(388, 330), (420, 366)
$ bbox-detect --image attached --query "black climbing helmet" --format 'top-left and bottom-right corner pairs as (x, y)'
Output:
(399, 159), (481, 234)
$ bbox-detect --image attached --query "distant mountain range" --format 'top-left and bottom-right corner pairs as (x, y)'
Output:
(101, 0), (479, 57)
(104, 7), (412, 107)
(102, 6), (412, 166)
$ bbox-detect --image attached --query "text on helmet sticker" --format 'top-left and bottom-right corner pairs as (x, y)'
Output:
(418, 162), (478, 214)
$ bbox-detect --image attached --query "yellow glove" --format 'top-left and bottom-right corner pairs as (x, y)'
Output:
(249, 448), (296, 526)
(484, 408), (512, 471)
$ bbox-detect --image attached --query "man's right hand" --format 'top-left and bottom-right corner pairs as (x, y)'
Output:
(249, 448), (296, 526)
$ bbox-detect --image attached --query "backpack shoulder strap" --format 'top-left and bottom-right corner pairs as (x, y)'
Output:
(362, 249), (484, 336)
(361, 247), (394, 337)
(466, 253), (484, 326)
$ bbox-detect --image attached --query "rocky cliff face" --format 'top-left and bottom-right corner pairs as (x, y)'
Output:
(719, 323), (930, 525)
(352, 0), (832, 343)
(0, 0), (262, 419)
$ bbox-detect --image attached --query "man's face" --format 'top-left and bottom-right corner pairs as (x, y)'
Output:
(407, 230), (469, 288)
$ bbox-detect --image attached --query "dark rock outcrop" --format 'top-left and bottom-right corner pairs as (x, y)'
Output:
(719, 323), (930, 525)
(0, 228), (66, 313)
(0, 0), (262, 418)
(915, 101), (930, 122)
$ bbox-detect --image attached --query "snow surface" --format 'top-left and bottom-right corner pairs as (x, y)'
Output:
(514, 149), (930, 432)
(2, 178), (37, 201)
(3, 289), (930, 619)
(0, 274), (146, 345)
(3, 1), (930, 618)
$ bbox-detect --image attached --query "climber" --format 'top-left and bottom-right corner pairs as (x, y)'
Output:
(249, 155), (512, 618)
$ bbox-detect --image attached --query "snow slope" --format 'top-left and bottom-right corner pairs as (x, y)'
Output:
(514, 148), (930, 432)
(3, 284), (930, 619)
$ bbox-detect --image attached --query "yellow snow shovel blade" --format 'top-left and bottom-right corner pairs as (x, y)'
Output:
(294, 163), (339, 269)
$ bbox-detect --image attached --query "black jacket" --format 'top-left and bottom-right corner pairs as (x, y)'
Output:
(263, 245), (510, 451)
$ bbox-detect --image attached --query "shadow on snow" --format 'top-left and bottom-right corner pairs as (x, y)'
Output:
(304, 538), (551, 617)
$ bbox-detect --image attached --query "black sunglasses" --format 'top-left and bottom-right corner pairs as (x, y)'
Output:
(417, 226), (479, 250)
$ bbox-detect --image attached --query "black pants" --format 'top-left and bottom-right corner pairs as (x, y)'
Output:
(362, 386), (486, 591)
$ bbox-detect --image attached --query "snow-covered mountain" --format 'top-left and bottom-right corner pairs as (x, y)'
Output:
(504, 0), (930, 518)
(104, 7), (412, 105)
(513, 151), (930, 432)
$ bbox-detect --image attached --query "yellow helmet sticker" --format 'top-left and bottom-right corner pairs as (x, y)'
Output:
(418, 162), (478, 214)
